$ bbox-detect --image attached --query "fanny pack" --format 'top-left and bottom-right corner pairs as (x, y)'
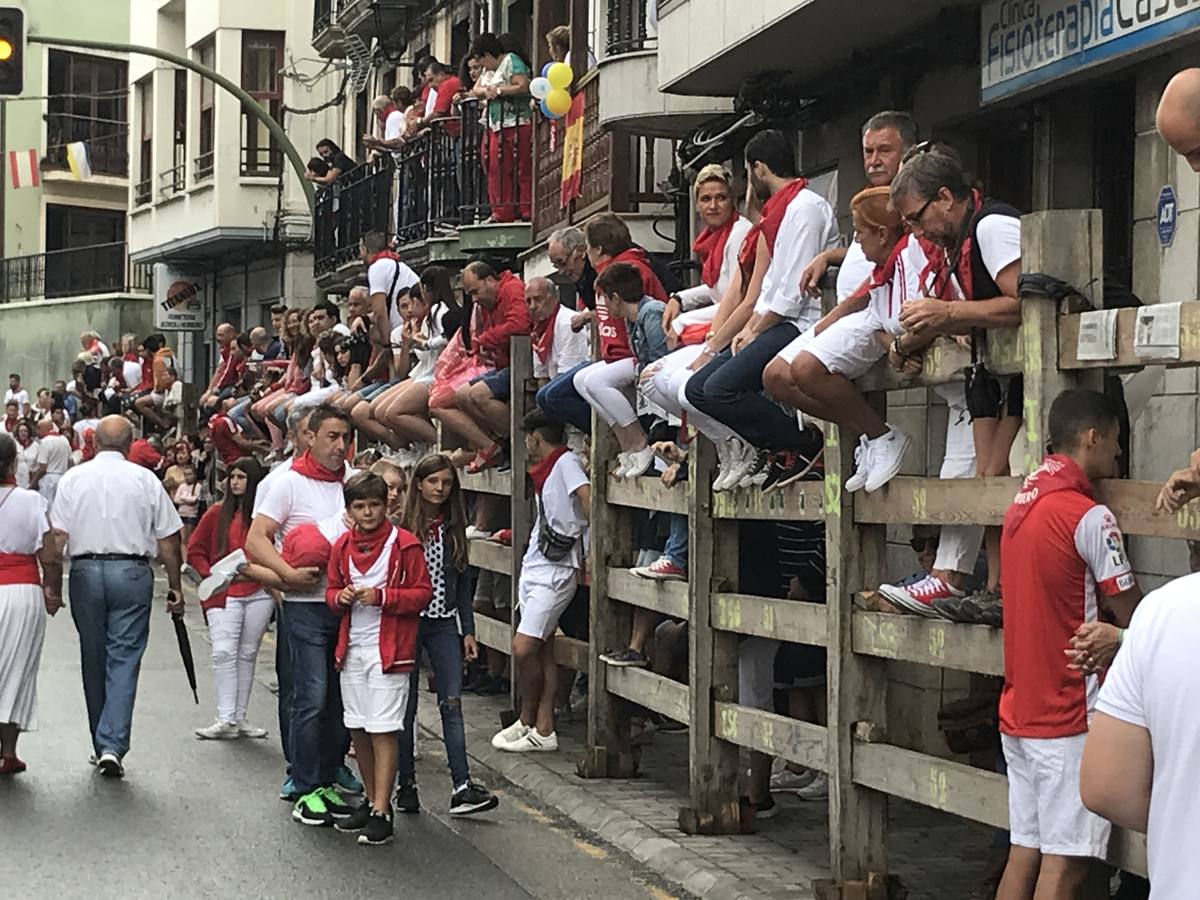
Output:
(536, 493), (578, 563)
(963, 327), (1002, 420)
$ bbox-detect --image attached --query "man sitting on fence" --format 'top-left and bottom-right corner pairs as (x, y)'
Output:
(994, 388), (1140, 900)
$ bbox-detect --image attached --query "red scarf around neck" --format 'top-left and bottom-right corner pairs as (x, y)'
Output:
(692, 214), (740, 288)
(291, 451), (344, 483)
(3, 415), (16, 433)
(737, 224), (762, 278)
(1004, 454), (1094, 538)
(529, 446), (568, 495)
(367, 249), (404, 266)
(868, 235), (910, 291)
(759, 178), (808, 255)
(920, 188), (983, 300)
(532, 304), (559, 365)
(349, 520), (393, 574)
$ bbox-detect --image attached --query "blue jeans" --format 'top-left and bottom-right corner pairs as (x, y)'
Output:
(275, 604), (292, 766)
(662, 514), (689, 570)
(285, 601), (348, 795)
(536, 361), (592, 432)
(227, 396), (252, 432)
(396, 616), (469, 788)
(68, 558), (154, 758)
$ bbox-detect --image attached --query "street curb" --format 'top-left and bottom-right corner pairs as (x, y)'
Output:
(415, 703), (805, 900)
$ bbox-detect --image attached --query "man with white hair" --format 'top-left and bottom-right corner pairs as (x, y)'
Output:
(50, 415), (184, 778)
(526, 275), (591, 385)
(363, 94), (406, 162)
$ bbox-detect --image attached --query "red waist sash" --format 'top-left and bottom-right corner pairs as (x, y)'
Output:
(0, 552), (40, 586)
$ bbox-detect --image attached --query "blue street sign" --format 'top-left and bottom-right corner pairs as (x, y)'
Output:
(1158, 185), (1177, 248)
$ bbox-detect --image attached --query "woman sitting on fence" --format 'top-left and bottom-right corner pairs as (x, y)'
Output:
(470, 32), (532, 223)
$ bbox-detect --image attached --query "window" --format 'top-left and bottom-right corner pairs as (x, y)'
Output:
(135, 77), (153, 206)
(240, 30), (284, 177)
(165, 68), (187, 194)
(46, 50), (128, 177)
(44, 205), (127, 299)
(196, 38), (215, 179)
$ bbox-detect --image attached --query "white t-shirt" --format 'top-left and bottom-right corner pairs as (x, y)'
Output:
(0, 486), (49, 554)
(836, 239), (875, 301)
(974, 215), (1022, 284)
(254, 467), (347, 603)
(367, 257), (421, 334)
(4, 388), (29, 415)
(524, 451), (589, 569)
(36, 434), (72, 475)
(534, 311), (593, 380)
(1095, 574), (1200, 898)
(754, 189), (841, 330)
(122, 359), (143, 389)
(73, 419), (100, 444)
(676, 215), (754, 311)
(862, 236), (930, 336)
(384, 109), (405, 151)
(347, 527), (400, 657)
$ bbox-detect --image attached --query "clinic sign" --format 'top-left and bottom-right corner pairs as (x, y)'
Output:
(982, 0), (1200, 103)
(153, 262), (206, 331)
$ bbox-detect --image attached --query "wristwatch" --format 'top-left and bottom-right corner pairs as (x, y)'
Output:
(892, 335), (905, 357)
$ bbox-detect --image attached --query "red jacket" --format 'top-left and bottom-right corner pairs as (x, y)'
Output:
(187, 504), (261, 616)
(325, 527), (433, 674)
(475, 271), (531, 369)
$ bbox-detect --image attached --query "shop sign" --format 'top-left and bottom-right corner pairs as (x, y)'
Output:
(982, 0), (1200, 103)
(154, 263), (206, 331)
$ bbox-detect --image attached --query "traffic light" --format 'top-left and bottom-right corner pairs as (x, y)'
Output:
(0, 6), (24, 96)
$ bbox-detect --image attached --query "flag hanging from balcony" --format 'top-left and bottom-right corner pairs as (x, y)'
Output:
(7, 149), (39, 189)
(559, 92), (586, 208)
(65, 142), (93, 180)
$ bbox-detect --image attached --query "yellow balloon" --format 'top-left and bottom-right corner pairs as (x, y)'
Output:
(547, 62), (574, 91)
(545, 88), (572, 117)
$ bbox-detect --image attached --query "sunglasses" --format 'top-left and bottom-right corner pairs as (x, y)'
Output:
(910, 537), (939, 553)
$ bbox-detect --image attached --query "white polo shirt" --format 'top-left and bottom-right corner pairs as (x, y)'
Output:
(36, 434), (72, 475)
(50, 450), (183, 557)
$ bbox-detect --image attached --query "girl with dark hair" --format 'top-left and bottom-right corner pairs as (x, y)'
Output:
(395, 453), (498, 816)
(187, 457), (273, 740)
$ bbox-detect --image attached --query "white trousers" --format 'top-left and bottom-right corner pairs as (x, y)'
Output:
(206, 592), (274, 724)
(37, 473), (62, 507)
(933, 384), (985, 575)
(573, 358), (639, 428)
(641, 344), (739, 444)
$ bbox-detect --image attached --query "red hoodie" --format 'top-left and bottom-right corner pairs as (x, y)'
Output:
(325, 526), (433, 674)
(475, 271), (531, 369)
(593, 247), (667, 363)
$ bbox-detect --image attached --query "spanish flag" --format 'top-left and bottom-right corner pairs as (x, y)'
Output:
(559, 92), (585, 208)
(65, 141), (93, 180)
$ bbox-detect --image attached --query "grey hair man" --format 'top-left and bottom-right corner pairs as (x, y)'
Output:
(49, 414), (184, 778)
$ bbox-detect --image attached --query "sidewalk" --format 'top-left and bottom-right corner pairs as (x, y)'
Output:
(414, 688), (997, 900)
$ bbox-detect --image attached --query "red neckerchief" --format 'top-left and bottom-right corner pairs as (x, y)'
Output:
(367, 249), (404, 265)
(3, 415), (16, 433)
(291, 451), (344, 483)
(529, 446), (568, 495)
(868, 235), (910, 290)
(0, 475), (14, 486)
(348, 520), (393, 573)
(531, 305), (559, 364)
(602, 247), (668, 301)
(693, 215), (740, 288)
(123, 352), (139, 362)
(81, 429), (95, 462)
(759, 178), (809, 255)
(920, 188), (983, 299)
(737, 224), (762, 278)
(1004, 454), (1094, 538)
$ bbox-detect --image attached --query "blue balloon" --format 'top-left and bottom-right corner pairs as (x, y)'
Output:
(539, 98), (558, 119)
(541, 61), (554, 79)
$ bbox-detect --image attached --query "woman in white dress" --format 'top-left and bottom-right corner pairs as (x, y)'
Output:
(0, 432), (64, 774)
(12, 421), (38, 490)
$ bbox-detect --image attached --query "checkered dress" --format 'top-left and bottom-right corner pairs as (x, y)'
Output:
(421, 522), (449, 618)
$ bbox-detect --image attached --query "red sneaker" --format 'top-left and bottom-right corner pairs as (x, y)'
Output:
(632, 557), (687, 582)
(876, 574), (963, 618)
(490, 528), (513, 546)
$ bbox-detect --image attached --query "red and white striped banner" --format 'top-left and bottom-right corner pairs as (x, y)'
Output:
(8, 149), (40, 189)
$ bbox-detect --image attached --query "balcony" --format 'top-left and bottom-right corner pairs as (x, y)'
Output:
(314, 155), (395, 278)
(0, 242), (152, 304)
(312, 0), (416, 57)
(606, 0), (655, 56)
(44, 114), (127, 179)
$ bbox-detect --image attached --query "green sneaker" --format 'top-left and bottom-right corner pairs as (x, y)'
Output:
(292, 790), (334, 826)
(319, 786), (355, 819)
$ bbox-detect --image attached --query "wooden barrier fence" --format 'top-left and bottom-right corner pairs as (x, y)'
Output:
(450, 211), (1184, 896)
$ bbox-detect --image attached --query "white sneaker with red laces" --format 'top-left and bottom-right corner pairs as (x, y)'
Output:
(877, 574), (963, 618)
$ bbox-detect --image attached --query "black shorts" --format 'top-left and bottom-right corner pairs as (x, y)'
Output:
(965, 370), (1023, 422)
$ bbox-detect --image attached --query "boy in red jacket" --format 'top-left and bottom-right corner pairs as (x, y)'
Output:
(326, 472), (432, 846)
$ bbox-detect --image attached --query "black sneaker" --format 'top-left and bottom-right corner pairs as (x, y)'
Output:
(358, 809), (395, 846)
(764, 442), (825, 492)
(395, 780), (420, 814)
(739, 448), (771, 489)
(599, 647), (649, 667)
(318, 786), (356, 819)
(334, 800), (372, 833)
(450, 781), (500, 816)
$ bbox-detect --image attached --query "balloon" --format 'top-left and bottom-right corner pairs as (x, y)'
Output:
(544, 88), (572, 117)
(539, 98), (558, 119)
(541, 61), (554, 79)
(547, 62), (573, 90)
(530, 77), (552, 100)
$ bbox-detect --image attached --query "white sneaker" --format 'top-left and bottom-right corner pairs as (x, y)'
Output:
(491, 720), (530, 749)
(502, 729), (558, 753)
(237, 721), (268, 739)
(621, 446), (654, 479)
(738, 448), (770, 490)
(712, 439), (742, 492)
(864, 426), (911, 493)
(195, 720), (240, 740)
(718, 442), (754, 492)
(770, 767), (818, 792)
(465, 526), (492, 541)
(795, 772), (828, 801)
(844, 435), (873, 493)
(612, 451), (631, 478)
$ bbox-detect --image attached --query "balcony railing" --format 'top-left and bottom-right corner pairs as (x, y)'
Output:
(0, 242), (153, 304)
(313, 0), (335, 36)
(159, 163), (185, 199)
(606, 0), (655, 55)
(134, 177), (152, 207)
(45, 114), (128, 178)
(194, 150), (214, 181)
(314, 155), (395, 276)
(242, 145), (284, 178)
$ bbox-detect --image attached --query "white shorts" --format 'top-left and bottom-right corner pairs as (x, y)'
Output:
(516, 563), (577, 640)
(340, 647), (411, 733)
(774, 325), (817, 366)
(1001, 732), (1111, 858)
(803, 312), (887, 380)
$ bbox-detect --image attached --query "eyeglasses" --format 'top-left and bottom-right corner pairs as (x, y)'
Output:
(909, 537), (939, 553)
(904, 195), (936, 227)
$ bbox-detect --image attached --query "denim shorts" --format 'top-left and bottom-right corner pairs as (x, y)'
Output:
(471, 367), (511, 400)
(354, 380), (397, 403)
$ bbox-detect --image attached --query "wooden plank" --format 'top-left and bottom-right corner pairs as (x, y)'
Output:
(458, 467), (513, 497)
(606, 567), (688, 618)
(853, 475), (1020, 528)
(508, 336), (534, 713)
(554, 634), (589, 672)
(711, 481), (824, 521)
(605, 475), (688, 515)
(468, 538), (513, 576)
(1094, 480), (1200, 539)
(711, 593), (827, 646)
(1059, 300), (1200, 369)
(855, 329), (1022, 392)
(475, 613), (511, 654)
(713, 701), (827, 773)
(851, 611), (1003, 676)
(606, 664), (690, 725)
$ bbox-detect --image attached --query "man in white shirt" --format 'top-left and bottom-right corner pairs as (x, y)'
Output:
(527, 276), (591, 383)
(30, 419), (71, 504)
(49, 416), (184, 778)
(1082, 574), (1199, 898)
(360, 230), (420, 366)
(684, 128), (838, 488)
(5, 373), (29, 416)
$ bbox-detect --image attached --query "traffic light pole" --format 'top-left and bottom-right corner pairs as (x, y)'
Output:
(27, 34), (316, 217)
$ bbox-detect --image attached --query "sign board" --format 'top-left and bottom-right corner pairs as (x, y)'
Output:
(153, 263), (206, 331)
(981, 1), (1200, 103)
(1157, 185), (1177, 247)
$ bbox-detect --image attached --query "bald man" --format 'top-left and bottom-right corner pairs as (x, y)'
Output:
(29, 418), (71, 503)
(50, 415), (184, 778)
(1157, 68), (1200, 171)
(200, 322), (241, 413)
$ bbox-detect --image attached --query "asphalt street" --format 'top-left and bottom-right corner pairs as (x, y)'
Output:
(0, 588), (685, 900)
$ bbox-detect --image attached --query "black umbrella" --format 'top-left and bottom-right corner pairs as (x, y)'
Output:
(169, 592), (199, 704)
